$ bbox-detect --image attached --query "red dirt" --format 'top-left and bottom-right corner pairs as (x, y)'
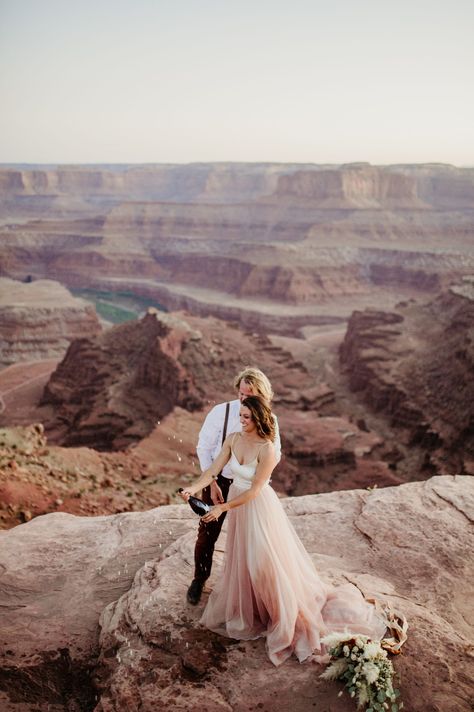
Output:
(0, 359), (58, 426)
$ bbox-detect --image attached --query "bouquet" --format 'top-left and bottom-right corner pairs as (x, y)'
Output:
(320, 633), (402, 711)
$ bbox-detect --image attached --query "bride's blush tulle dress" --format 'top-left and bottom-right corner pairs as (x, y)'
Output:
(200, 449), (387, 666)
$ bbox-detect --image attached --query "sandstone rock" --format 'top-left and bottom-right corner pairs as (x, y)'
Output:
(39, 309), (310, 454)
(34, 309), (397, 497)
(278, 411), (402, 495)
(0, 475), (472, 711)
(272, 164), (427, 209)
(1, 163), (474, 333)
(0, 302), (400, 509)
(1, 162), (473, 208)
(0, 504), (196, 711)
(0, 278), (102, 367)
(340, 283), (474, 476)
(0, 163), (289, 204)
(40, 310), (205, 450)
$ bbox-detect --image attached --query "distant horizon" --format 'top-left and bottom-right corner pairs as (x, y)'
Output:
(1, 0), (473, 165)
(1, 160), (473, 169)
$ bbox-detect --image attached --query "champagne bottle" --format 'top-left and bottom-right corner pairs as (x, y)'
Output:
(178, 488), (211, 516)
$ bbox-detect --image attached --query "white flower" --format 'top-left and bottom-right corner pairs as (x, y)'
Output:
(355, 637), (364, 648)
(321, 632), (351, 649)
(343, 645), (350, 656)
(363, 641), (384, 659)
(361, 661), (380, 684)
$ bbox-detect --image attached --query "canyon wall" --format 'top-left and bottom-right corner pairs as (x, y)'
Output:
(34, 308), (400, 495)
(0, 278), (101, 367)
(340, 280), (474, 475)
(1, 161), (474, 207)
(41, 310), (205, 450)
(0, 163), (302, 204)
(273, 165), (426, 208)
(1, 161), (473, 333)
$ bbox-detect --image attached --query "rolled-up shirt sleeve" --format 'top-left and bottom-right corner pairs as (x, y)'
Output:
(196, 404), (223, 472)
(273, 414), (282, 463)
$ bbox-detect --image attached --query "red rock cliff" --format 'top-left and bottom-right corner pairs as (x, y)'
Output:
(339, 281), (474, 474)
(0, 278), (101, 367)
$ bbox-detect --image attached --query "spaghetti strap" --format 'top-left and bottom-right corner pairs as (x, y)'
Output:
(255, 440), (270, 462)
(230, 433), (239, 460)
(231, 434), (269, 466)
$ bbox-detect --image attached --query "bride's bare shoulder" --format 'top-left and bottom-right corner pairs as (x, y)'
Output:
(224, 431), (240, 446)
(258, 439), (275, 458)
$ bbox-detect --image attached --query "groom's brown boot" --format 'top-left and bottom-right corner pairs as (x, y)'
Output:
(187, 579), (204, 605)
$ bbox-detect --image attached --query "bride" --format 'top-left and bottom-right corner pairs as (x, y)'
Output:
(179, 395), (387, 666)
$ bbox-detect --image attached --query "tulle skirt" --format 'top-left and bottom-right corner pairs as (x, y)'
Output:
(200, 481), (387, 666)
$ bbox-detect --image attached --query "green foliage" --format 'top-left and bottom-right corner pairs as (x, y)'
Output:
(319, 633), (402, 712)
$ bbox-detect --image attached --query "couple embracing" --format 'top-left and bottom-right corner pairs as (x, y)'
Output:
(180, 367), (387, 667)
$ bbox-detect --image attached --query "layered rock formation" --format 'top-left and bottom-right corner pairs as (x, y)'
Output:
(1, 161), (473, 207)
(0, 163), (293, 204)
(340, 280), (474, 476)
(0, 278), (101, 367)
(41, 309), (206, 450)
(280, 412), (402, 495)
(40, 306), (314, 452)
(0, 475), (472, 711)
(35, 308), (401, 497)
(2, 287), (465, 510)
(273, 165), (426, 208)
(1, 162), (473, 332)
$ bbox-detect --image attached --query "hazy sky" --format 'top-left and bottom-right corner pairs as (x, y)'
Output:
(0, 0), (473, 165)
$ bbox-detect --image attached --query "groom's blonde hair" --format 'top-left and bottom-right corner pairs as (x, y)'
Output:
(234, 367), (274, 403)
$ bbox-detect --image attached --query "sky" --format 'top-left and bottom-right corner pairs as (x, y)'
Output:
(0, 0), (473, 165)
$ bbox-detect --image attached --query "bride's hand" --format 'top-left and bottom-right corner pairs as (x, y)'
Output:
(202, 504), (225, 523)
(210, 481), (224, 504)
(178, 488), (192, 502)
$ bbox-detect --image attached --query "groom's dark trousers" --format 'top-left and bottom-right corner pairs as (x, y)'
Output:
(193, 473), (233, 584)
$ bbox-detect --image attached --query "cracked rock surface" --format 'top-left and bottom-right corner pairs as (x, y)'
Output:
(0, 475), (472, 711)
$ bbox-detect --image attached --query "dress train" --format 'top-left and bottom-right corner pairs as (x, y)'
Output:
(200, 452), (386, 666)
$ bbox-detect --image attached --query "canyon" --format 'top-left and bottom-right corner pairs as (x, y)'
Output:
(1, 161), (473, 520)
(1, 162), (473, 334)
(1, 277), (472, 530)
(0, 304), (403, 529)
(0, 161), (473, 709)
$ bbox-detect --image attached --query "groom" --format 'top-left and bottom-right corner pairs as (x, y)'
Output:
(187, 366), (281, 605)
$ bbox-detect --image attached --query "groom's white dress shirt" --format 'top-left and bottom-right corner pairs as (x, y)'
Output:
(196, 398), (282, 479)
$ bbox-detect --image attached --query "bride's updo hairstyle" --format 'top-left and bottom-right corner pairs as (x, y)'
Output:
(241, 396), (276, 442)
